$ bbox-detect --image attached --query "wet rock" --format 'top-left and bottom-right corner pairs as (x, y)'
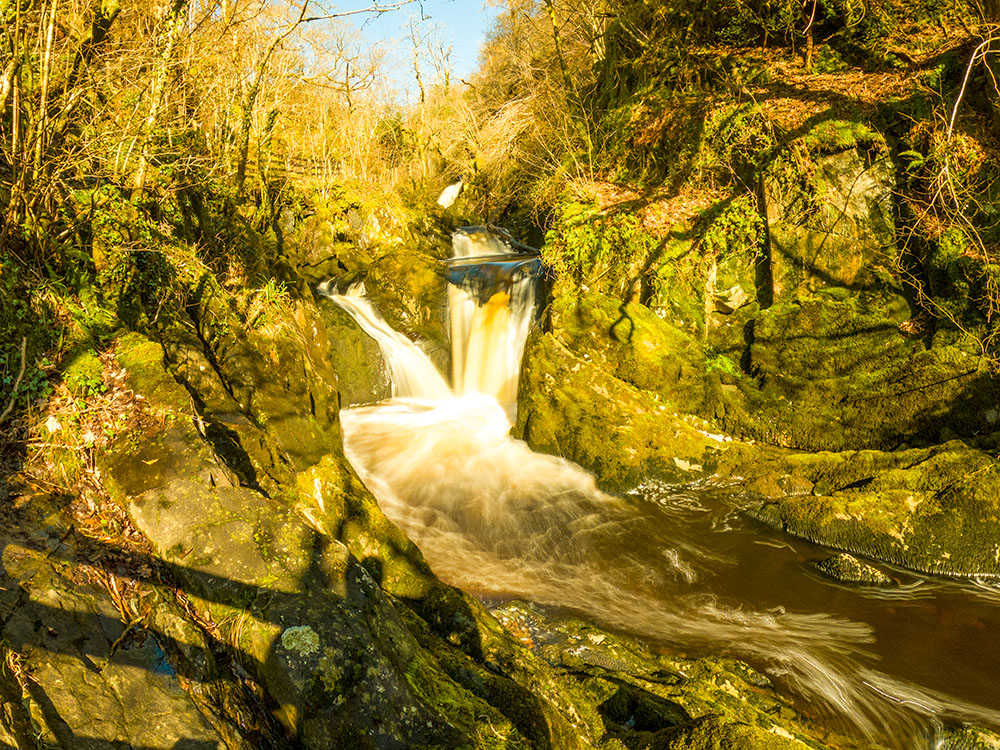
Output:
(491, 602), (835, 750)
(316, 297), (391, 406)
(547, 283), (705, 413)
(515, 330), (715, 492)
(364, 247), (450, 355)
(749, 442), (1000, 578)
(812, 553), (893, 586)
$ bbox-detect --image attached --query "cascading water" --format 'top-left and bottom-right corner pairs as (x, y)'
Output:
(323, 227), (1000, 749)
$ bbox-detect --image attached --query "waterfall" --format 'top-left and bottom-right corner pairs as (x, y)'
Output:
(446, 227), (540, 418)
(328, 283), (451, 401)
(320, 227), (1000, 749)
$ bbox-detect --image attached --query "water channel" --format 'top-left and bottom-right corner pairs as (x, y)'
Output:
(324, 227), (1000, 749)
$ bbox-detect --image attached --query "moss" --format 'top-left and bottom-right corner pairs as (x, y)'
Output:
(516, 330), (715, 492)
(542, 199), (659, 293)
(749, 444), (1000, 577)
(114, 331), (191, 415)
(548, 284), (705, 412)
(659, 715), (808, 749)
(812, 553), (893, 585)
(700, 193), (765, 262)
(61, 347), (106, 397)
(695, 104), (776, 188)
(399, 644), (527, 749)
(799, 120), (886, 156)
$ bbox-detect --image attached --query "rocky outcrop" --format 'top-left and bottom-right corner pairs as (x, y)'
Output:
(749, 441), (1000, 578)
(762, 131), (896, 298)
(515, 329), (716, 492)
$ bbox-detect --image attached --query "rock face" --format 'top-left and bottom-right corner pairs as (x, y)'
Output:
(516, 329), (715, 492)
(515, 118), (1000, 588)
(491, 602), (833, 750)
(763, 143), (896, 298)
(0, 535), (228, 750)
(749, 442), (1000, 578)
(316, 296), (392, 406)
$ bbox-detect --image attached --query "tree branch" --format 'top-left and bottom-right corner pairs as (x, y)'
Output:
(0, 337), (29, 426)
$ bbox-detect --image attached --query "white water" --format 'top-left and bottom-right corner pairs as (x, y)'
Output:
(323, 229), (1000, 748)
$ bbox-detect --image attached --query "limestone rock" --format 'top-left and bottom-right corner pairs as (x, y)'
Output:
(316, 296), (391, 406)
(749, 443), (1000, 578)
(1, 544), (226, 750)
(515, 330), (715, 492)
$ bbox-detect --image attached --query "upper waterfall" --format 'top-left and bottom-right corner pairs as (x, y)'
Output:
(322, 226), (541, 420)
(446, 227), (540, 418)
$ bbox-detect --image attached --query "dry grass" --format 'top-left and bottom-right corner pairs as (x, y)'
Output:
(568, 178), (725, 237)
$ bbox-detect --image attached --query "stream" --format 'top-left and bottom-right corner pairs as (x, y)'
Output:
(324, 227), (1000, 749)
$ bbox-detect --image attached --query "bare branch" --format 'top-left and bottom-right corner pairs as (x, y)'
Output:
(0, 337), (29, 426)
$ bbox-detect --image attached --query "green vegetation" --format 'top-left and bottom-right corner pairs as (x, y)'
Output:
(5, 0), (1000, 747)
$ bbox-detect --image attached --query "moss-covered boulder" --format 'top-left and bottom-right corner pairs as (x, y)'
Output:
(515, 330), (716, 491)
(547, 284), (705, 413)
(749, 442), (1000, 578)
(763, 125), (895, 300)
(713, 294), (1000, 451)
(811, 553), (894, 586)
(364, 247), (450, 356)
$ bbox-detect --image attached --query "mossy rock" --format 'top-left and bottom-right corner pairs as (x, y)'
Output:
(364, 247), (450, 356)
(491, 603), (835, 750)
(548, 283), (706, 413)
(811, 553), (893, 586)
(723, 296), (1000, 451)
(115, 331), (193, 415)
(763, 131), (895, 300)
(61, 346), (106, 397)
(515, 330), (716, 492)
(316, 296), (391, 406)
(750, 442), (1000, 577)
(941, 725), (1000, 749)
(284, 201), (376, 284)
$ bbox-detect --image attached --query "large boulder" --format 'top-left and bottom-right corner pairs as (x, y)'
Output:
(762, 125), (896, 300)
(364, 247), (450, 356)
(547, 284), (705, 412)
(515, 330), (716, 492)
(749, 441), (1000, 578)
(727, 295), (1000, 451)
(1, 538), (228, 750)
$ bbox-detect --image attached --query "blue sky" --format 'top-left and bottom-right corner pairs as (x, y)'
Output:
(336, 1), (501, 99)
